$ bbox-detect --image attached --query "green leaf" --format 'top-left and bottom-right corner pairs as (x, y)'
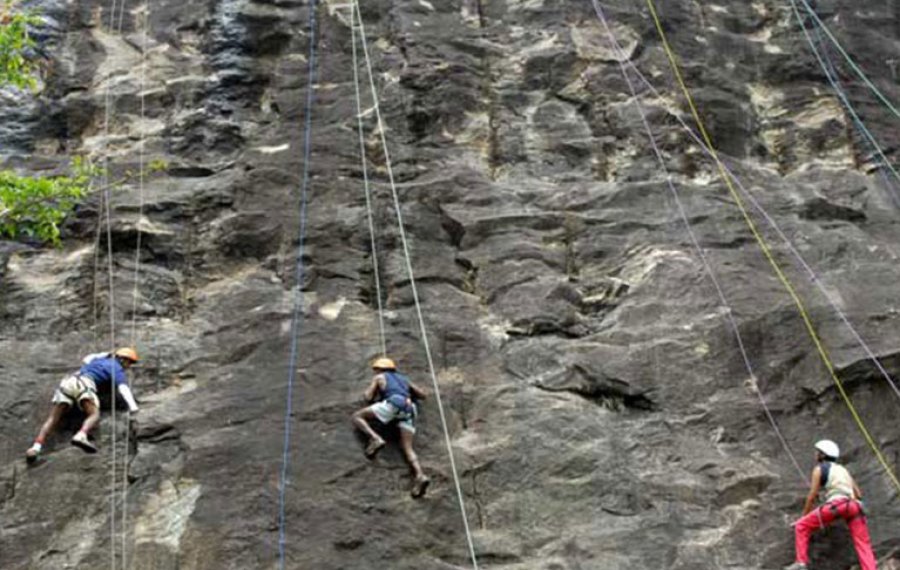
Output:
(0, 158), (93, 246)
(0, 2), (43, 91)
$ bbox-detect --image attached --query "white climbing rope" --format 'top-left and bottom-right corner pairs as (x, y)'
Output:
(353, 2), (480, 566)
(605, 3), (900, 405)
(122, 2), (150, 567)
(349, 3), (387, 356)
(591, 0), (807, 483)
(129, 1), (147, 369)
(92, 180), (105, 350)
(100, 1), (131, 568)
(102, 3), (119, 568)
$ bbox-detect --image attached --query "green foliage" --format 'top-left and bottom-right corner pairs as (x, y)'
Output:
(0, 158), (100, 245)
(0, 2), (42, 91)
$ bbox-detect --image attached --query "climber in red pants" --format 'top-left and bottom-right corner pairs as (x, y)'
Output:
(784, 440), (877, 570)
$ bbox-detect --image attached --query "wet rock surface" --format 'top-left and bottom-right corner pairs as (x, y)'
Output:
(2, 0), (900, 568)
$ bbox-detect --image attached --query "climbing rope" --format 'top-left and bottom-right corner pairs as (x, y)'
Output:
(103, 1), (119, 566)
(590, 0), (807, 483)
(129, 1), (148, 369)
(809, 24), (900, 206)
(597, 28), (900, 406)
(792, 0), (900, 123)
(787, 0), (900, 190)
(99, 0), (132, 568)
(276, 0), (318, 568)
(353, 2), (480, 566)
(815, 24), (900, 207)
(121, 2), (150, 567)
(349, 2), (387, 356)
(92, 183), (105, 350)
(643, 0), (900, 494)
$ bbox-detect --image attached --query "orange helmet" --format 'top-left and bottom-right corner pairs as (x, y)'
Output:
(114, 347), (140, 362)
(371, 357), (396, 370)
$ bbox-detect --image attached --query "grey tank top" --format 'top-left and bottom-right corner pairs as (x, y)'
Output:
(822, 462), (854, 502)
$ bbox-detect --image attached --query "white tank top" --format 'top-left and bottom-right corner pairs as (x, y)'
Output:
(823, 462), (855, 502)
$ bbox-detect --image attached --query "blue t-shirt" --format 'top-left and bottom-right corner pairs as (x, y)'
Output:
(79, 356), (127, 391)
(382, 371), (411, 401)
(381, 371), (413, 413)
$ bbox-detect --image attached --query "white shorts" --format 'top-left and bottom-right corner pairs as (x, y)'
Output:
(52, 375), (100, 411)
(368, 400), (416, 433)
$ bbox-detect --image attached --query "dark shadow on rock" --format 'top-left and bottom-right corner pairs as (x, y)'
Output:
(800, 196), (866, 223)
(535, 364), (658, 412)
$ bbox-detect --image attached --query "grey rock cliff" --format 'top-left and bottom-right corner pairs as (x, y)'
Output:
(2, 0), (900, 568)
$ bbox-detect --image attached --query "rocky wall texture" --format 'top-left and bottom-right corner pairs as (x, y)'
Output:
(2, 0), (900, 568)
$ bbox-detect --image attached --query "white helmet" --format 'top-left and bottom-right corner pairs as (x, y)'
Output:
(815, 439), (840, 460)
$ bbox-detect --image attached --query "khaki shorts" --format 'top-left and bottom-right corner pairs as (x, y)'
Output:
(369, 400), (416, 433)
(52, 375), (100, 411)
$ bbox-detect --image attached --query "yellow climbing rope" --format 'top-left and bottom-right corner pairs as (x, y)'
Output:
(643, 0), (900, 494)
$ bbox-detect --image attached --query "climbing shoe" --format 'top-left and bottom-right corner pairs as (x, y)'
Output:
(71, 432), (98, 454)
(783, 563), (807, 570)
(364, 437), (386, 459)
(25, 446), (41, 464)
(411, 475), (430, 498)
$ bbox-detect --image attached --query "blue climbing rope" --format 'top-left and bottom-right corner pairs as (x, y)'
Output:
(590, 0), (806, 483)
(587, 1), (900, 405)
(794, 0), (900, 122)
(812, 24), (900, 208)
(788, 0), (900, 196)
(277, 0), (318, 567)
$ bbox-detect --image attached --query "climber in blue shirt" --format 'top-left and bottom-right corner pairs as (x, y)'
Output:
(352, 357), (431, 497)
(25, 347), (140, 463)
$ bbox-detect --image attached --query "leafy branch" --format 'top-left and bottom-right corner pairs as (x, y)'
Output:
(0, 158), (99, 245)
(0, 4), (168, 247)
(0, 159), (169, 246)
(0, 1), (43, 91)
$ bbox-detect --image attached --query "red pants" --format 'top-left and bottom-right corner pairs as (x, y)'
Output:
(794, 498), (877, 570)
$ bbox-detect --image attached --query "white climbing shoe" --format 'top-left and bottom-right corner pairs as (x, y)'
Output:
(71, 432), (98, 454)
(25, 446), (41, 464)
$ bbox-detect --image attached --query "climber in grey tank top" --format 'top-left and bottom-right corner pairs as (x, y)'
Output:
(783, 440), (877, 570)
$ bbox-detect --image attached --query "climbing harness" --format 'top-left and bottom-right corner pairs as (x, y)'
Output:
(642, 0), (900, 494)
(590, 0), (806, 483)
(351, 1), (480, 565)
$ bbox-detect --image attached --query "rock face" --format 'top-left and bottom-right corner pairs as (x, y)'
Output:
(3, 0), (900, 568)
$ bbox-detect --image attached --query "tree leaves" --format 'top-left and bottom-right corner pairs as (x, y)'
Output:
(0, 2), (43, 92)
(0, 158), (100, 246)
